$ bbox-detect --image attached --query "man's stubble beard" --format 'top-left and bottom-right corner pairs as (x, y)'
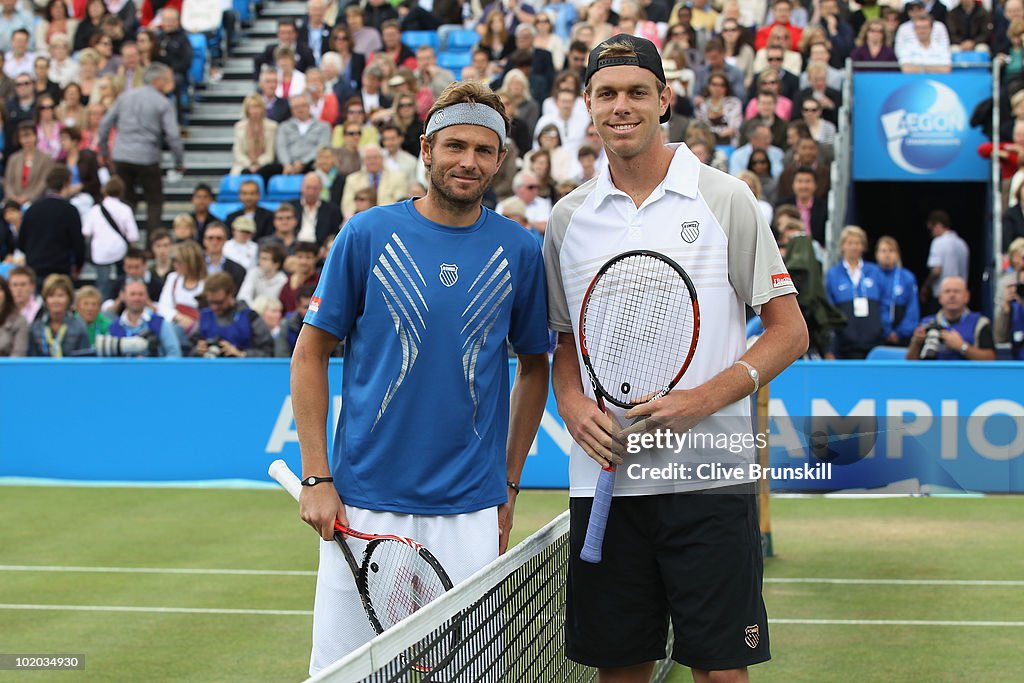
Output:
(426, 162), (493, 213)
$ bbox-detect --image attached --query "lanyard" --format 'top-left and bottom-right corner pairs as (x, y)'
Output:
(43, 322), (68, 358)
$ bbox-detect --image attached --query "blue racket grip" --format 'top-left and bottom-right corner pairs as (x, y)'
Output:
(580, 466), (616, 563)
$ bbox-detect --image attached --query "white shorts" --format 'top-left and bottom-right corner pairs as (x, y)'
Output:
(309, 504), (499, 675)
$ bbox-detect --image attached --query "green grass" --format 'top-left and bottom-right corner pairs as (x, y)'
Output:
(0, 488), (1021, 682)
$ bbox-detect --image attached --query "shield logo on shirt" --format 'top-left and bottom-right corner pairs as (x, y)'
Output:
(681, 221), (700, 243)
(439, 263), (459, 287)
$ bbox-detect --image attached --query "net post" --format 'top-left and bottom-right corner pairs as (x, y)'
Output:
(756, 384), (773, 558)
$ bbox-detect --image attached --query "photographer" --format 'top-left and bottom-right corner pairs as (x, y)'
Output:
(907, 276), (996, 361)
(994, 266), (1024, 359)
(190, 272), (274, 359)
(102, 279), (182, 357)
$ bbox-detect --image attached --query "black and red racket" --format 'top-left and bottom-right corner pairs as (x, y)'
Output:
(268, 460), (454, 650)
(578, 250), (700, 563)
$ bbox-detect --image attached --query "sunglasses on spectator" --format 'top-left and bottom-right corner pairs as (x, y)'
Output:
(803, 106), (820, 112)
(204, 235), (225, 241)
(398, 102), (415, 108)
(767, 56), (783, 62)
(345, 130), (361, 136)
(722, 27), (738, 32)
(16, 80), (32, 86)
(752, 158), (769, 164)
(39, 104), (54, 110)
(524, 184), (539, 189)
(335, 35), (349, 41)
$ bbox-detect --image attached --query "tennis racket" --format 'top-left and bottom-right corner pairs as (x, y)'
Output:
(578, 250), (700, 563)
(268, 460), (455, 645)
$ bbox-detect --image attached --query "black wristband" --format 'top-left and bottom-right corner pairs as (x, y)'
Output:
(507, 480), (521, 493)
(300, 475), (334, 487)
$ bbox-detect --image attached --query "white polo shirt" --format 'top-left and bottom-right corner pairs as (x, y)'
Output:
(544, 143), (797, 496)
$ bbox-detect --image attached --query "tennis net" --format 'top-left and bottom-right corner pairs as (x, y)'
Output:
(306, 510), (675, 682)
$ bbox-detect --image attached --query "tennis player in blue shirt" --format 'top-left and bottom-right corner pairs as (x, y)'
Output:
(290, 80), (551, 674)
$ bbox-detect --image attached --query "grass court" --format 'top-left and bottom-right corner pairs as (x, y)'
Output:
(1, 486), (1021, 682)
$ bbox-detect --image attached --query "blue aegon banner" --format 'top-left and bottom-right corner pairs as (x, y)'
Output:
(851, 71), (991, 181)
(0, 359), (1020, 493)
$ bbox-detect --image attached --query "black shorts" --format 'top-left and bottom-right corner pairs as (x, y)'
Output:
(565, 485), (770, 671)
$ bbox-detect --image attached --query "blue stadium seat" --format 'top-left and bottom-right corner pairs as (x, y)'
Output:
(209, 201), (243, 221)
(188, 33), (207, 86)
(446, 29), (479, 52)
(866, 346), (910, 360)
(258, 200), (282, 213)
(438, 51), (473, 71)
(218, 174), (264, 201)
(403, 31), (439, 51)
(716, 144), (735, 160)
(266, 175), (303, 201)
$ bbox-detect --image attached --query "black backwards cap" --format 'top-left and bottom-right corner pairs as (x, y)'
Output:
(584, 34), (671, 123)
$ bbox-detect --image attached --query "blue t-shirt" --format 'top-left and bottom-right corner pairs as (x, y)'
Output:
(305, 199), (550, 515)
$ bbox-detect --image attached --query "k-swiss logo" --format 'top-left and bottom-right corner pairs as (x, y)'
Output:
(680, 221), (700, 243)
(308, 296), (321, 313)
(439, 263), (459, 287)
(744, 624), (760, 649)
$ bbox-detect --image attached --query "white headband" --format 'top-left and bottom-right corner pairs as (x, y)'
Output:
(425, 102), (507, 147)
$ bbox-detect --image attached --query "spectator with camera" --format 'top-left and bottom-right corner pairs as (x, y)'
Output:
(907, 276), (996, 360)
(995, 264), (1024, 359)
(190, 272), (274, 358)
(105, 279), (182, 357)
(825, 225), (886, 359)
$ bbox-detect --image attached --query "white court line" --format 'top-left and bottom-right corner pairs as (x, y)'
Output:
(771, 618), (1024, 627)
(0, 604), (1019, 626)
(0, 604), (312, 616)
(0, 565), (316, 577)
(766, 578), (1024, 587)
(2, 567), (1021, 587)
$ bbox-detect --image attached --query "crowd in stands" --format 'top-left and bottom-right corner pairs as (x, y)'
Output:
(1, 0), (1023, 361)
